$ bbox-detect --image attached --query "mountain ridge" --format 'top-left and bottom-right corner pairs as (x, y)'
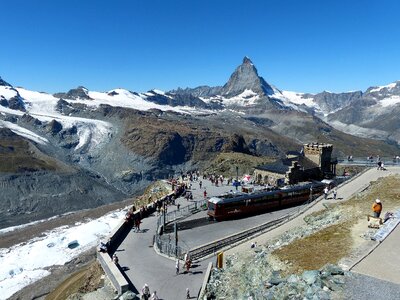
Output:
(1, 58), (400, 229)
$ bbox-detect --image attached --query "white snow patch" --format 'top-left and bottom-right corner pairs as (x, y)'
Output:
(87, 89), (199, 114)
(0, 105), (25, 116)
(152, 89), (166, 95)
(281, 91), (316, 107)
(0, 86), (18, 100)
(0, 120), (48, 144)
(369, 82), (397, 93)
(209, 89), (260, 106)
(15, 88), (114, 151)
(0, 207), (128, 299)
(379, 95), (400, 107)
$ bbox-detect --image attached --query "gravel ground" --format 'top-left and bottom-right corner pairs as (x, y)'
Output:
(343, 272), (400, 300)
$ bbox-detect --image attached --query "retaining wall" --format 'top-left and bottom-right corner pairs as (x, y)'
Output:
(97, 187), (178, 296)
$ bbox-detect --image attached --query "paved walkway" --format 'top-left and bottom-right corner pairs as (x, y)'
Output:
(116, 167), (400, 299)
(352, 223), (400, 284)
(116, 179), (233, 299)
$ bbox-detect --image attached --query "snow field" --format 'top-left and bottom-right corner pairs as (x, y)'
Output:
(0, 208), (128, 299)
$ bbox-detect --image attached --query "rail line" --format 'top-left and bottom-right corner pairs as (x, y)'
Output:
(189, 216), (288, 261)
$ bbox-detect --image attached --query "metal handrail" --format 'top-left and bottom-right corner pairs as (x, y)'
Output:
(155, 198), (208, 258)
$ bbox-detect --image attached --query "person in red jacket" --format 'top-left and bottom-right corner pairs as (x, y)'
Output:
(372, 199), (382, 218)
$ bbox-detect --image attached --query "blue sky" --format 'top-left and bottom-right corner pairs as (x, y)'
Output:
(1, 0), (400, 94)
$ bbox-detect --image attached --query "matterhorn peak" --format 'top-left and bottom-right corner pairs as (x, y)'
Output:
(220, 57), (274, 98)
(242, 56), (253, 65)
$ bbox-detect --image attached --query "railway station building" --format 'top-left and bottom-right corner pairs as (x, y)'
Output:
(254, 143), (337, 186)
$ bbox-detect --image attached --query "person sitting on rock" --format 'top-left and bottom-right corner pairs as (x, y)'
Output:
(372, 199), (382, 218)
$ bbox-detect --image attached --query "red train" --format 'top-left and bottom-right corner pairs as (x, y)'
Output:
(207, 181), (325, 221)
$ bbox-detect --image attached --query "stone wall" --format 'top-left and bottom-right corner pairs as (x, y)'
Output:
(254, 169), (285, 186)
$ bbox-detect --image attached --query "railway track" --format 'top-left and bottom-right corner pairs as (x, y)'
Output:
(164, 217), (216, 233)
(189, 216), (288, 261)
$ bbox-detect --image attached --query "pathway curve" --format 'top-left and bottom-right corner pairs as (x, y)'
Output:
(116, 179), (233, 299)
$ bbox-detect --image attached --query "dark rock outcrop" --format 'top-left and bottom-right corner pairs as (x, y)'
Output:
(54, 86), (93, 100)
(20, 114), (42, 126)
(107, 90), (119, 96)
(8, 95), (26, 111)
(311, 91), (363, 113)
(0, 76), (12, 87)
(0, 85), (26, 111)
(171, 85), (223, 98)
(46, 120), (63, 134)
(143, 90), (211, 109)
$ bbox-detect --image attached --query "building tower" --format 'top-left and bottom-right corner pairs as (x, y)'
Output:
(303, 143), (335, 176)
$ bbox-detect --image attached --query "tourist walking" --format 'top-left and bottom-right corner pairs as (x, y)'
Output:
(112, 254), (119, 265)
(324, 186), (329, 200)
(175, 259), (180, 275)
(141, 283), (151, 300)
(372, 199), (382, 218)
(199, 180), (202, 189)
(333, 189), (337, 200)
(204, 190), (207, 199)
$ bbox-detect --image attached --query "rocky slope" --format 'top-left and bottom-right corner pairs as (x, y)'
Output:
(0, 128), (126, 229)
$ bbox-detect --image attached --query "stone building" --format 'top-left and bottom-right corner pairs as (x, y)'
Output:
(253, 143), (337, 186)
(303, 143), (336, 176)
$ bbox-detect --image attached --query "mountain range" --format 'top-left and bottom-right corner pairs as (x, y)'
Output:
(1, 57), (399, 228)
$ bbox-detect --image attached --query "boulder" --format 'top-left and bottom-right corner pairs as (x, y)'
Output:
(302, 270), (319, 285)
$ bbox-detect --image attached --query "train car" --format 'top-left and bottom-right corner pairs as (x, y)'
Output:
(207, 181), (325, 221)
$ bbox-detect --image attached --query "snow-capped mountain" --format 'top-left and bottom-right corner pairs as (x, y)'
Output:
(172, 57), (297, 110)
(1, 58), (400, 235)
(325, 81), (400, 142)
(0, 82), (215, 153)
(220, 56), (275, 97)
(0, 77), (26, 111)
(2, 58), (400, 152)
